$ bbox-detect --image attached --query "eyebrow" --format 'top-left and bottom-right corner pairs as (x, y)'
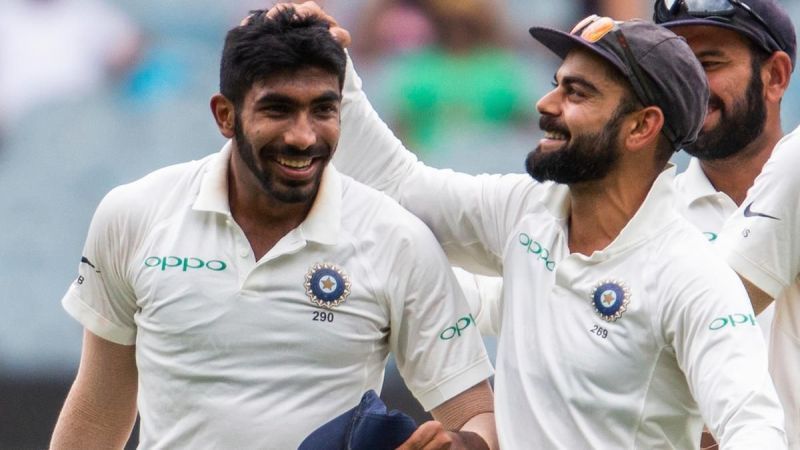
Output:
(254, 91), (341, 108)
(559, 75), (600, 95)
(694, 49), (727, 59)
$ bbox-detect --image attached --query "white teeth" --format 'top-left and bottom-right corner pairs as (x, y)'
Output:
(544, 131), (567, 140)
(277, 157), (312, 169)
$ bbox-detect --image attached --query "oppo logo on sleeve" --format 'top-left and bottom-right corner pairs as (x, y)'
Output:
(708, 313), (756, 331)
(439, 314), (478, 340)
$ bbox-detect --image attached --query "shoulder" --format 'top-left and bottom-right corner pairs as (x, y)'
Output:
(339, 174), (436, 239)
(94, 155), (212, 226)
(646, 219), (744, 299)
(756, 126), (800, 187)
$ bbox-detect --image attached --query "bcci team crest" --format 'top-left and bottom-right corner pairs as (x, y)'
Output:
(590, 279), (630, 322)
(305, 263), (351, 309)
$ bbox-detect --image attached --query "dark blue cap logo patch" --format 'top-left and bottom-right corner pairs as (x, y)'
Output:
(305, 263), (351, 309)
(590, 280), (630, 322)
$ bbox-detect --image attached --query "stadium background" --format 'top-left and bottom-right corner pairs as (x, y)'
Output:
(1, 0), (799, 447)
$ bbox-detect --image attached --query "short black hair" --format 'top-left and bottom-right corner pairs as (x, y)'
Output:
(219, 7), (347, 108)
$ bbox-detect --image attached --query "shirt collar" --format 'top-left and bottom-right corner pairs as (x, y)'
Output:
(547, 164), (681, 259)
(192, 141), (341, 245)
(606, 164), (680, 253)
(680, 157), (719, 205)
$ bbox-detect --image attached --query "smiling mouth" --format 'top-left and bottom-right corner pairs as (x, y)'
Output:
(276, 156), (314, 169)
(544, 130), (568, 141)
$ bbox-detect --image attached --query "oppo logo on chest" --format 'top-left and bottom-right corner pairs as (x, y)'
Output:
(143, 256), (228, 272)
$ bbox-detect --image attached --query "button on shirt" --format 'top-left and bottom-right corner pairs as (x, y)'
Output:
(718, 125), (800, 449)
(61, 143), (493, 449)
(334, 56), (786, 449)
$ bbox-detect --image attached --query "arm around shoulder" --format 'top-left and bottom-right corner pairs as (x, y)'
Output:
(50, 330), (138, 450)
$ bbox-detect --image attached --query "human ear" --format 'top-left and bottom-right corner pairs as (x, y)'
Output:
(624, 106), (664, 153)
(762, 51), (792, 103)
(210, 94), (236, 139)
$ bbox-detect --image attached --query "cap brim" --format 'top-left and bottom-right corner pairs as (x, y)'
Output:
(529, 26), (628, 77)
(660, 17), (766, 49)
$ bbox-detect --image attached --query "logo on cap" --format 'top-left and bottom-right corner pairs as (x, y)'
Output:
(590, 279), (630, 322)
(305, 263), (351, 309)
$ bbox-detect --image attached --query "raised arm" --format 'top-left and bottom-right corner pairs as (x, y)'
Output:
(50, 330), (138, 449)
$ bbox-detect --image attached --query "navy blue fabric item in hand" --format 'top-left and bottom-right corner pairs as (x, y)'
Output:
(298, 390), (418, 450)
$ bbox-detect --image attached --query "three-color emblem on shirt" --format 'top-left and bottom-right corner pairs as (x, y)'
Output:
(591, 280), (630, 322)
(305, 263), (351, 309)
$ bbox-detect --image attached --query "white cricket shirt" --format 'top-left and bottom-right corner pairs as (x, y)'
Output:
(62, 143), (493, 449)
(718, 125), (800, 449)
(674, 157), (775, 341)
(334, 56), (787, 449)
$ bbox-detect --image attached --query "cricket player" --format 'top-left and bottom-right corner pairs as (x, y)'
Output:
(656, 0), (795, 339)
(717, 124), (800, 448)
(304, 5), (787, 448)
(49, 10), (497, 449)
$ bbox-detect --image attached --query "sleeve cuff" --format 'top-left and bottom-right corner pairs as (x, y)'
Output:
(62, 291), (136, 345)
(414, 356), (494, 412)
(725, 250), (787, 299)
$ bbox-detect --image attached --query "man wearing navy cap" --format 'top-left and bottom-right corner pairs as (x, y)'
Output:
(653, 0), (795, 244)
(654, 2), (797, 446)
(273, 1), (789, 446)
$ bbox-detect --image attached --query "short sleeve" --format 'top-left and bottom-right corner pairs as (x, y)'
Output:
(61, 187), (139, 345)
(717, 127), (800, 298)
(382, 217), (494, 411)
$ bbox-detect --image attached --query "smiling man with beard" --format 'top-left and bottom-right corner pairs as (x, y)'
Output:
(285, 1), (792, 446)
(653, 3), (796, 445)
(49, 9), (499, 450)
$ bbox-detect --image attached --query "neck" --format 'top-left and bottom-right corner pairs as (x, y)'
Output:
(227, 163), (312, 261)
(699, 123), (782, 205)
(567, 162), (658, 256)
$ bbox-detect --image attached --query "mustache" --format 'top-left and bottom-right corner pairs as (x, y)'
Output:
(539, 114), (570, 137)
(708, 95), (724, 112)
(259, 143), (332, 159)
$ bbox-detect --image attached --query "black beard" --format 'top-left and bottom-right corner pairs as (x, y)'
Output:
(525, 105), (629, 184)
(233, 118), (330, 204)
(684, 61), (767, 160)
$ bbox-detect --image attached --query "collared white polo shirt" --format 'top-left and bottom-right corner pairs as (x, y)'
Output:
(334, 56), (787, 449)
(674, 156), (775, 340)
(62, 143), (493, 449)
(718, 125), (800, 449)
(674, 157), (738, 242)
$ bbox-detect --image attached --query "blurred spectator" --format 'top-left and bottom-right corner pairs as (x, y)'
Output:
(580, 0), (649, 20)
(353, 0), (436, 61)
(0, 0), (142, 139)
(370, 0), (538, 159)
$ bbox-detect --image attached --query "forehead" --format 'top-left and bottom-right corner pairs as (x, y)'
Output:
(669, 25), (753, 56)
(558, 49), (627, 92)
(245, 67), (341, 103)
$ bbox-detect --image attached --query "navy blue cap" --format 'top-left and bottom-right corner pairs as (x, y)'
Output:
(529, 19), (709, 149)
(654, 0), (796, 70)
(299, 390), (418, 450)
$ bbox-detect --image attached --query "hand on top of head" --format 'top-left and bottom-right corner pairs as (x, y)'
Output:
(240, 1), (352, 48)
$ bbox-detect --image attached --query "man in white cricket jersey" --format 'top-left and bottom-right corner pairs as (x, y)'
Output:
(277, 2), (788, 447)
(49, 9), (498, 450)
(717, 125), (800, 448)
(655, 2), (796, 447)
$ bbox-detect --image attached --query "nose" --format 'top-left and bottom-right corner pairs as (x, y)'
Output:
(284, 112), (317, 149)
(535, 88), (561, 117)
